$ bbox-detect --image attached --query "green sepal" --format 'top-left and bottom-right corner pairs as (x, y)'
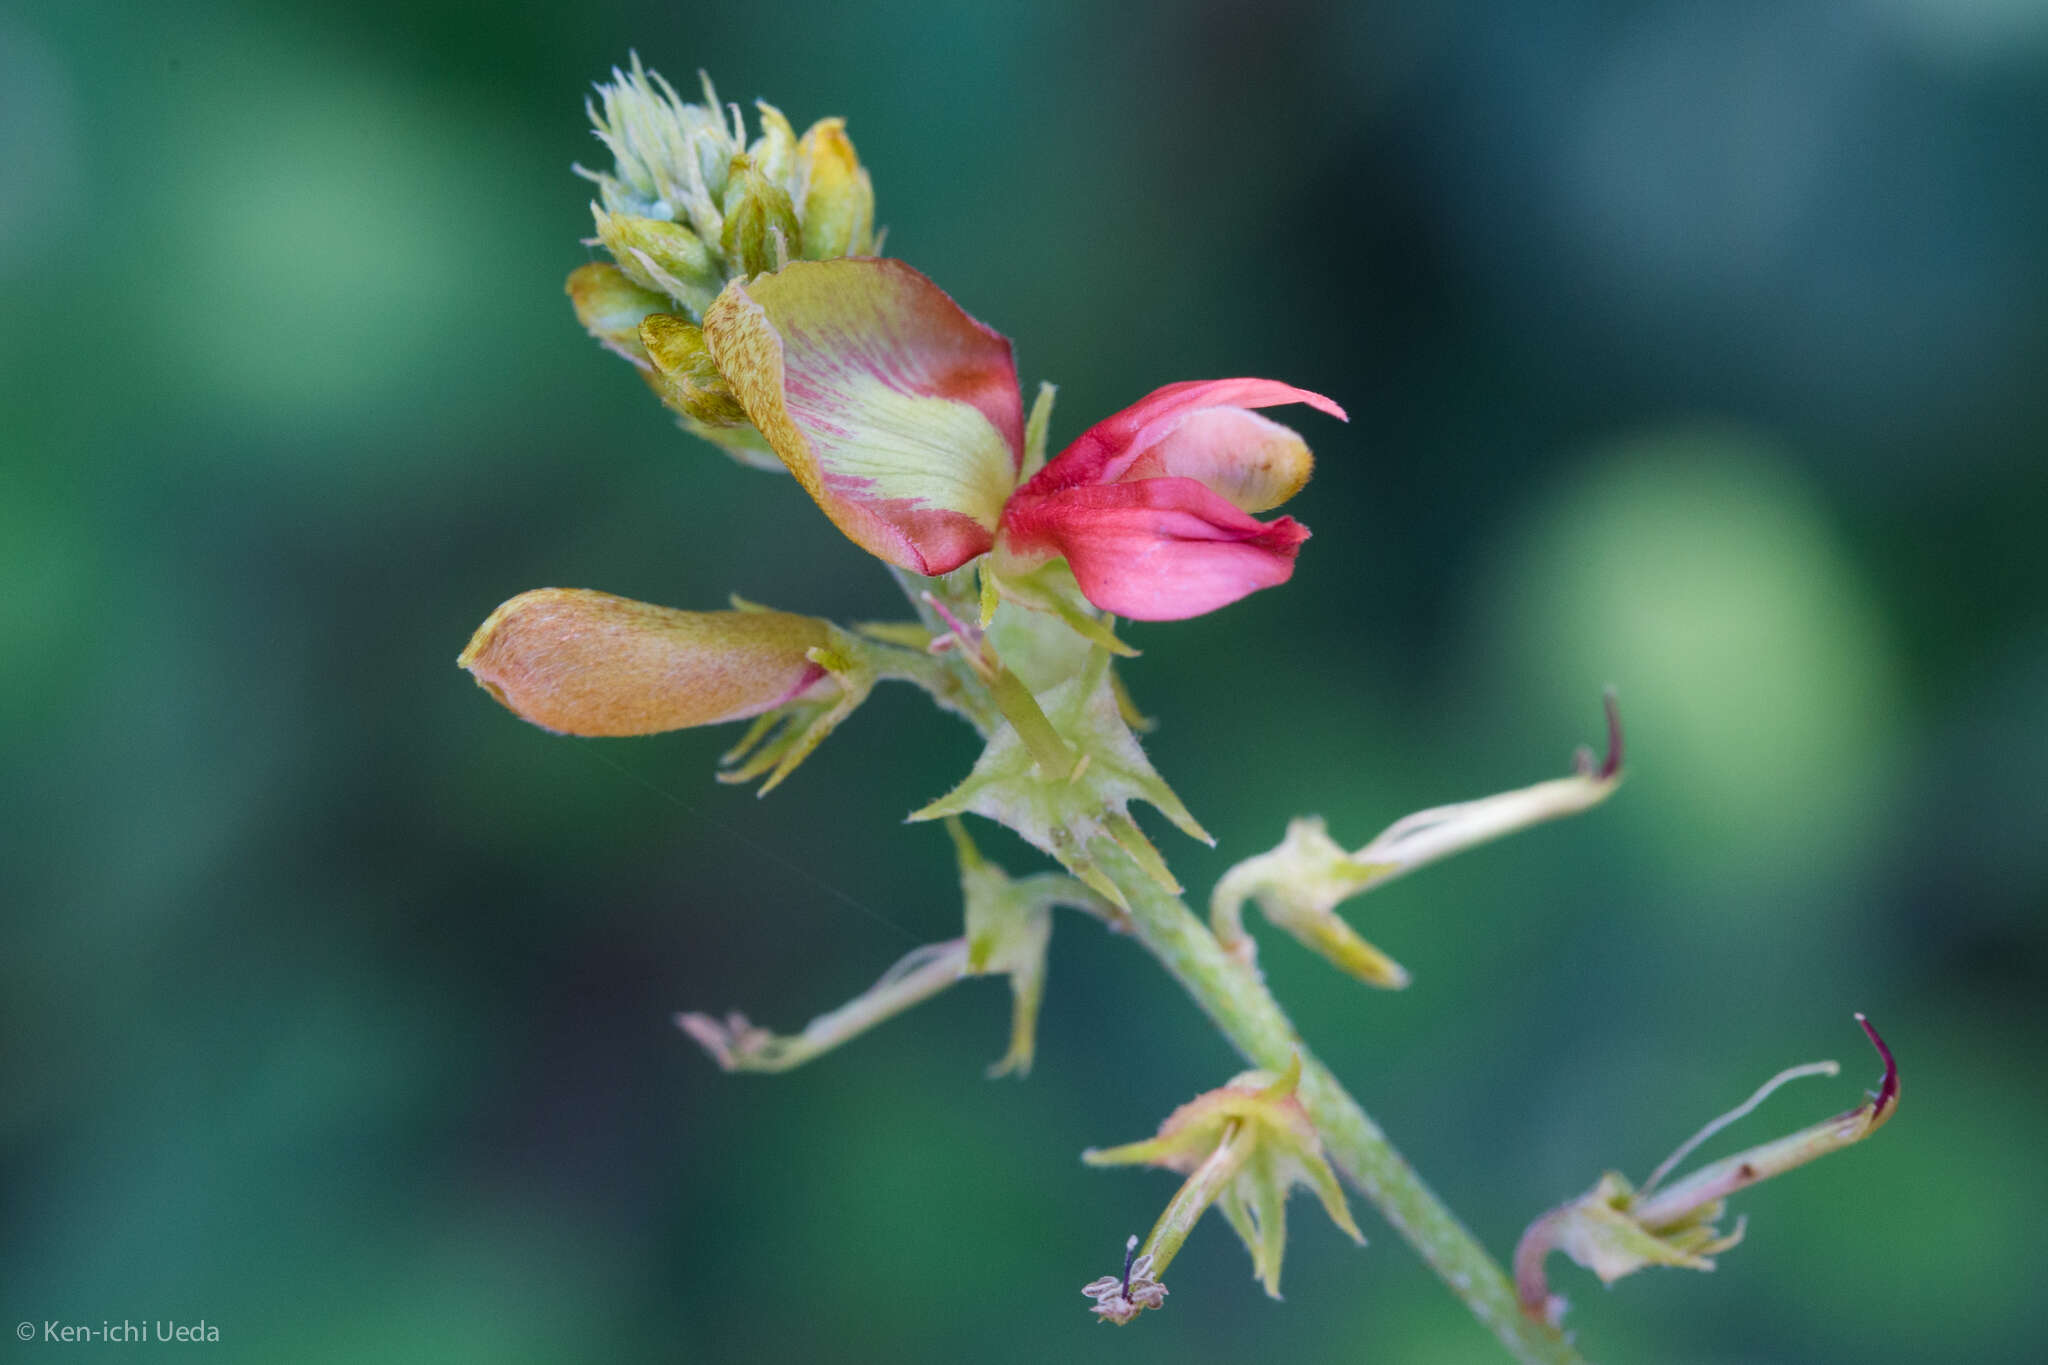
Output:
(948, 818), (1105, 1076)
(717, 625), (876, 794)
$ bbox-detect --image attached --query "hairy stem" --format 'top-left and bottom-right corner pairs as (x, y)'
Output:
(1099, 846), (1589, 1365)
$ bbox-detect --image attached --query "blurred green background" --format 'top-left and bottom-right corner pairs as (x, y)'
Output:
(5, 1), (2045, 1360)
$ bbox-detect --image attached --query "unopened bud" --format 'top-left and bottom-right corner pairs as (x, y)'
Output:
(592, 207), (725, 318)
(720, 157), (802, 277)
(797, 118), (876, 260)
(458, 588), (836, 737)
(640, 313), (748, 426)
(565, 262), (670, 368)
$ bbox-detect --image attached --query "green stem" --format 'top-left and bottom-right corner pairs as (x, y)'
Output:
(1098, 846), (1590, 1365)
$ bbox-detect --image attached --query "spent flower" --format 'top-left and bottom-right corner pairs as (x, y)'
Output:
(1514, 1015), (1900, 1327)
(1083, 1055), (1365, 1311)
(1212, 694), (1623, 987)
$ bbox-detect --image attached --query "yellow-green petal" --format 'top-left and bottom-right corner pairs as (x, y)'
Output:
(702, 258), (1023, 575)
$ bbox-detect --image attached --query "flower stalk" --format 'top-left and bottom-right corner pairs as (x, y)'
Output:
(1096, 845), (1590, 1364)
(461, 58), (1903, 1364)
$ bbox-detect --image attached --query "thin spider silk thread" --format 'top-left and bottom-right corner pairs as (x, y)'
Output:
(576, 741), (925, 944)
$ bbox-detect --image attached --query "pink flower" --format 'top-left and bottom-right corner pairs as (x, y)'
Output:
(703, 259), (1344, 619)
(998, 379), (1345, 620)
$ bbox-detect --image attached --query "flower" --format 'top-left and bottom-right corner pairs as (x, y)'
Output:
(997, 378), (1344, 620)
(703, 258), (1024, 575)
(700, 257), (1345, 618)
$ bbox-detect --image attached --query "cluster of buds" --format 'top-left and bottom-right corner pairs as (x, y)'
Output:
(1514, 1015), (1901, 1327)
(568, 56), (877, 464)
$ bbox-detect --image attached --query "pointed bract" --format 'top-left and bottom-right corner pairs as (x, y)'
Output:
(704, 258), (1025, 575)
(908, 657), (1209, 908)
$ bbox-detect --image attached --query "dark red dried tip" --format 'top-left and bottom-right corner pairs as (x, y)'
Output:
(1855, 1012), (1899, 1118)
(1574, 690), (1625, 780)
(1597, 689), (1624, 780)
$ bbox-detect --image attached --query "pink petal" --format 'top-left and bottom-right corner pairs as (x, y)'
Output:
(1023, 378), (1346, 495)
(1118, 406), (1316, 513)
(1002, 479), (1311, 621)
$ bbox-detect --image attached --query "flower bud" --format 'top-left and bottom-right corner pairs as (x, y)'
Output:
(797, 118), (875, 260)
(639, 313), (749, 426)
(575, 58), (881, 308)
(578, 58), (739, 249)
(719, 157), (804, 277)
(565, 262), (669, 368)
(570, 60), (890, 470)
(458, 588), (836, 737)
(592, 207), (725, 318)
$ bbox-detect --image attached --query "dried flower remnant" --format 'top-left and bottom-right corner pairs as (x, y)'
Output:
(1212, 694), (1623, 987)
(1082, 1056), (1364, 1315)
(1514, 1014), (1900, 1327)
(1082, 1236), (1170, 1325)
